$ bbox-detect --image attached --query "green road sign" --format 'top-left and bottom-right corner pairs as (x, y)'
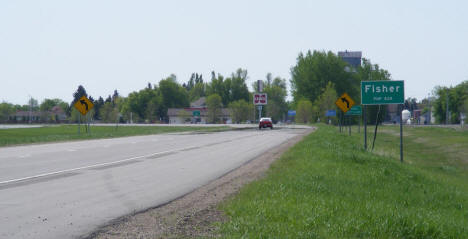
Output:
(345, 105), (362, 115)
(361, 80), (404, 105)
(192, 110), (200, 116)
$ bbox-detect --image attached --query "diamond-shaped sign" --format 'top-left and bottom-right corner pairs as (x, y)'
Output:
(74, 96), (94, 115)
(335, 93), (355, 113)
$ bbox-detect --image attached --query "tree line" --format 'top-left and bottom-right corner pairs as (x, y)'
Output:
(0, 68), (288, 124)
(291, 50), (392, 124)
(1, 50), (411, 125)
(429, 81), (468, 124)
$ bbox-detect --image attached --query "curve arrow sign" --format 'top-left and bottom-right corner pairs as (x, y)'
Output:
(80, 99), (88, 111)
(341, 97), (350, 108)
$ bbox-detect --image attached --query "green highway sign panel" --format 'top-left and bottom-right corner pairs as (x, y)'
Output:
(192, 110), (200, 116)
(361, 80), (404, 105)
(345, 105), (362, 115)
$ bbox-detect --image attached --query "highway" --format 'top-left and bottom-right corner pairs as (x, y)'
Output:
(0, 127), (309, 239)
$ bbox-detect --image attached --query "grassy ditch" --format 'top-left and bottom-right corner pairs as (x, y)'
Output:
(0, 125), (229, 147)
(218, 124), (468, 238)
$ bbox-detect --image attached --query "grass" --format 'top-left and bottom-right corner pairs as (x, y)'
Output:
(217, 124), (468, 238)
(0, 125), (229, 147)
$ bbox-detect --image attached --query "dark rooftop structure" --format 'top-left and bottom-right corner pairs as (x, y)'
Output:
(338, 51), (362, 68)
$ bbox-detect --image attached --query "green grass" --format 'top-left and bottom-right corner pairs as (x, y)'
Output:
(217, 124), (468, 238)
(0, 125), (229, 147)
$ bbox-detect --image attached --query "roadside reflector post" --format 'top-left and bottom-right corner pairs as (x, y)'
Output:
(400, 104), (404, 163)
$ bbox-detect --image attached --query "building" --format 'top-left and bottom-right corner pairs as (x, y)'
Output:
(167, 97), (232, 124)
(9, 106), (68, 123)
(338, 51), (362, 68)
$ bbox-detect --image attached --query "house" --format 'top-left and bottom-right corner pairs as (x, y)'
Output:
(10, 106), (68, 123)
(10, 111), (42, 123)
(167, 97), (232, 124)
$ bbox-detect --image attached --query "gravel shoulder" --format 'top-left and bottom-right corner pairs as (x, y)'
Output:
(84, 128), (314, 239)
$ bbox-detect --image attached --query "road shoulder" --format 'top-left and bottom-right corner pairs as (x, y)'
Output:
(85, 128), (314, 239)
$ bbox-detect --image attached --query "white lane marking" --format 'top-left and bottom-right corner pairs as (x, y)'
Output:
(18, 154), (31, 158)
(0, 145), (198, 186)
(67, 149), (76, 152)
(0, 132), (267, 186)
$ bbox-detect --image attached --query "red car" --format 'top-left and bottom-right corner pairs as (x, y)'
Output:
(259, 117), (273, 129)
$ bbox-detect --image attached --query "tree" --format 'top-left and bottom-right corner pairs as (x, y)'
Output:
(229, 69), (250, 103)
(229, 100), (253, 123)
(188, 82), (206, 101)
(314, 82), (338, 122)
(28, 98), (39, 111)
(159, 75), (189, 120)
(404, 98), (418, 112)
(93, 96), (105, 120)
(105, 95), (112, 104)
(99, 102), (119, 123)
(39, 98), (67, 123)
(124, 85), (163, 122)
(207, 72), (229, 106)
(0, 102), (15, 123)
(206, 94), (222, 123)
(357, 58), (392, 124)
(291, 50), (355, 104)
(432, 81), (468, 124)
(146, 95), (162, 123)
(263, 76), (288, 122)
(40, 98), (65, 112)
(461, 98), (468, 124)
(296, 99), (313, 123)
(112, 90), (119, 104)
(72, 85), (87, 104)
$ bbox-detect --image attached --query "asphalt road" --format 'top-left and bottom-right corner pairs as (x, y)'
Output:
(0, 127), (309, 239)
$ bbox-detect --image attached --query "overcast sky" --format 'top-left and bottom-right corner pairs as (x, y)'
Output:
(1, 0), (467, 105)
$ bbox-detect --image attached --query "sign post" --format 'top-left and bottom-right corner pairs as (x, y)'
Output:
(361, 80), (404, 162)
(254, 93), (267, 121)
(345, 105), (362, 135)
(74, 96), (94, 135)
(363, 106), (367, 149)
(335, 93), (355, 113)
(335, 93), (355, 134)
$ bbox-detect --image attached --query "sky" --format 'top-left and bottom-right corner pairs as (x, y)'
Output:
(1, 0), (467, 105)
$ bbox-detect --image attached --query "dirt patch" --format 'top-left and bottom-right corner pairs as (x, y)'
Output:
(84, 128), (314, 239)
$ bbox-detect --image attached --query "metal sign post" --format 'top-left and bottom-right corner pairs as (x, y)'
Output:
(257, 106), (262, 121)
(74, 96), (94, 135)
(363, 106), (367, 149)
(345, 106), (362, 136)
(348, 116), (351, 136)
(335, 93), (355, 134)
(361, 81), (404, 162)
(254, 93), (267, 122)
(78, 114), (81, 135)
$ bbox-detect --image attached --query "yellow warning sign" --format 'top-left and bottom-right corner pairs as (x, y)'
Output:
(74, 96), (94, 115)
(335, 93), (355, 113)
